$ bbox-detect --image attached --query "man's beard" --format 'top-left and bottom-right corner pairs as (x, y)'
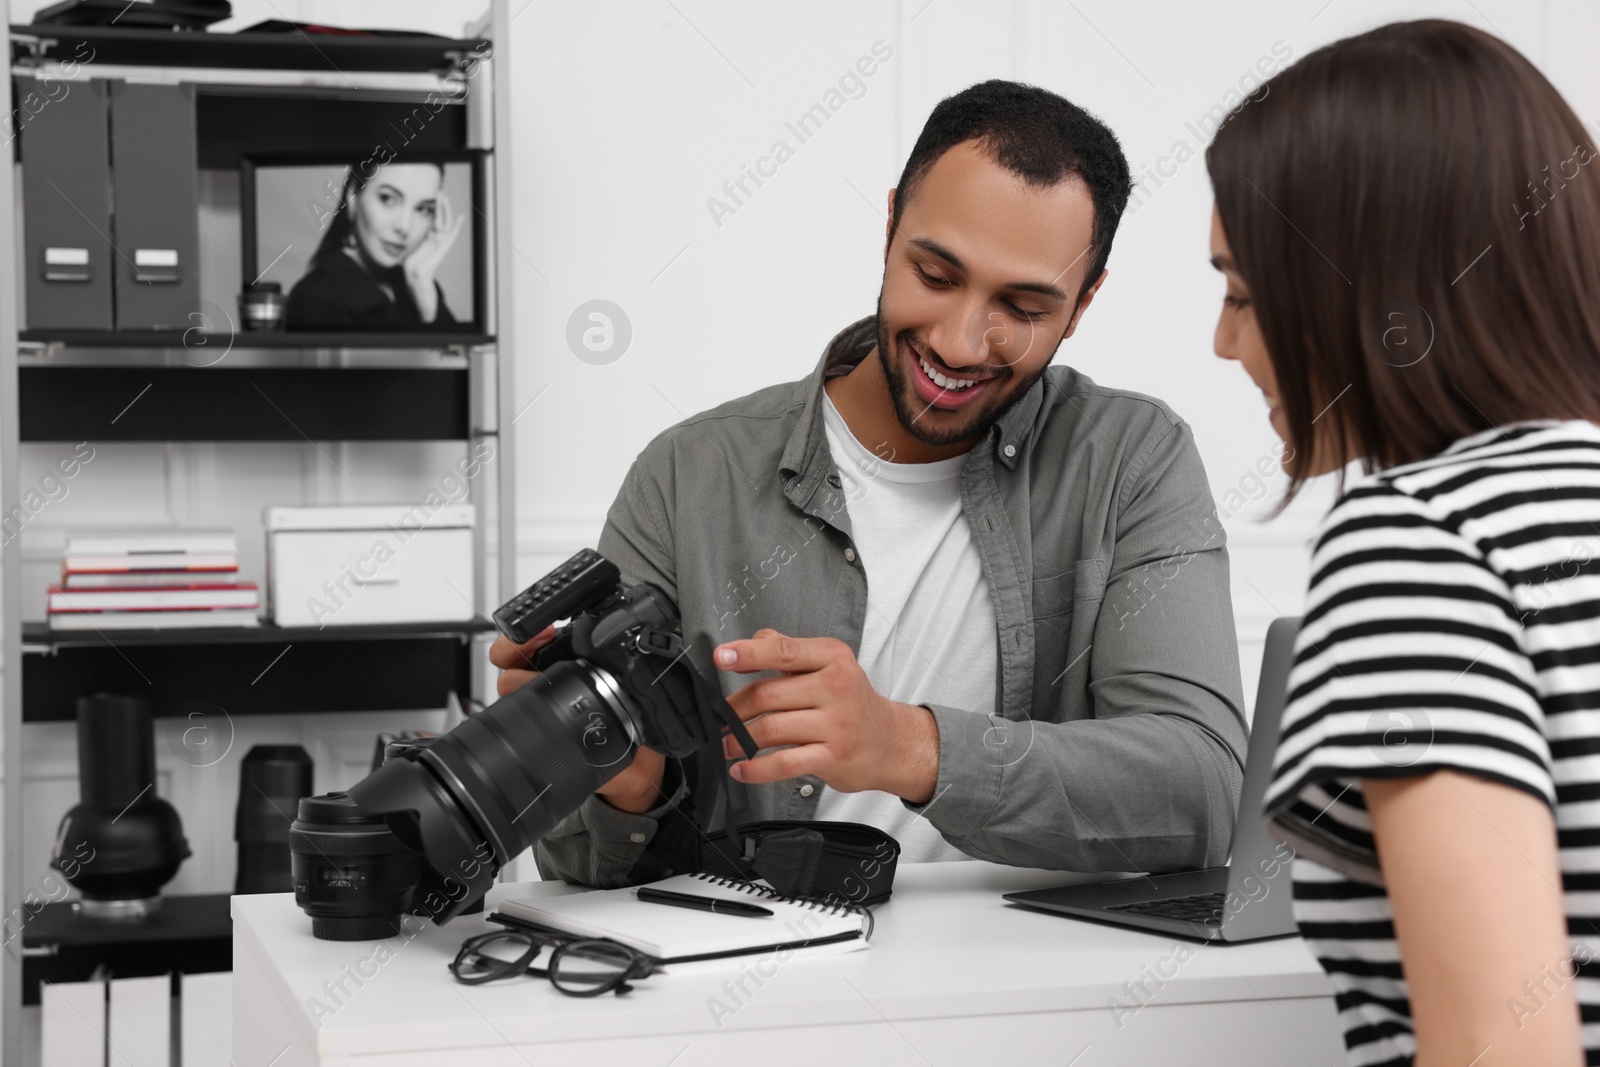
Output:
(873, 288), (1053, 448)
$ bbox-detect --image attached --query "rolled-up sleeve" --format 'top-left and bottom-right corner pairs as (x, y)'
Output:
(534, 769), (689, 886)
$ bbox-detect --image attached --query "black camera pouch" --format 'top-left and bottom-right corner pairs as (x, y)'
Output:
(695, 820), (901, 906)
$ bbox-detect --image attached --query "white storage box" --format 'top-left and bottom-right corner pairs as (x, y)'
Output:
(265, 504), (475, 627)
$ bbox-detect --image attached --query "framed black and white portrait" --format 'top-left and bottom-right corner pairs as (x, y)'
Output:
(241, 149), (486, 334)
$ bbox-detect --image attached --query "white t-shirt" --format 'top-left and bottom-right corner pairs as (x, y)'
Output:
(811, 391), (998, 862)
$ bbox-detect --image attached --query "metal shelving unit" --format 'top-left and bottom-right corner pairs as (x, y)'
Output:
(0, 6), (519, 1058)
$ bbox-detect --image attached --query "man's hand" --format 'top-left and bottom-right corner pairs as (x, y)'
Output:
(715, 628), (939, 803)
(488, 627), (666, 814)
(488, 625), (557, 697)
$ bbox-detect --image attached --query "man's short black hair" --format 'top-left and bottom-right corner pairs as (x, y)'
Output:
(891, 80), (1133, 301)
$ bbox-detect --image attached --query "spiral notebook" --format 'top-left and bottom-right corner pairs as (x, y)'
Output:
(496, 873), (870, 962)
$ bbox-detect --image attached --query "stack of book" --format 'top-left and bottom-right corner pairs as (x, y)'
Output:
(48, 530), (261, 630)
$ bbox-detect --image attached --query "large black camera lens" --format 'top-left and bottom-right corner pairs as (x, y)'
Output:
(316, 552), (759, 937)
(236, 744), (313, 894)
(290, 793), (428, 941)
(347, 659), (638, 925)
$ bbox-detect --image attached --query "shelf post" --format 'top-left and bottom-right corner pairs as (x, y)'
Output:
(491, 0), (518, 608)
(2, 20), (27, 1063)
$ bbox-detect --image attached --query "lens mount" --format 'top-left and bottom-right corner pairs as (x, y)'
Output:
(586, 663), (641, 749)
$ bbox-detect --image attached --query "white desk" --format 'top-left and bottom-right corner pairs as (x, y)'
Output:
(233, 862), (1343, 1066)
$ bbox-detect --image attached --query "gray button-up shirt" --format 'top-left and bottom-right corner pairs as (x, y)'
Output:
(535, 316), (1247, 885)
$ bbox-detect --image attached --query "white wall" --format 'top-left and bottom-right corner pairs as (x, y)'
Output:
(2, 0), (1597, 902)
(505, 0), (1593, 718)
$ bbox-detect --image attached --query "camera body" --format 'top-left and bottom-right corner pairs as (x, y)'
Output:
(305, 550), (755, 934)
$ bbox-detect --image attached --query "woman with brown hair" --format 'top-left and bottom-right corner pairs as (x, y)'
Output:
(1207, 19), (1600, 1067)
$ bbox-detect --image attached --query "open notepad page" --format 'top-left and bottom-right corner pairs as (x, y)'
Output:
(498, 873), (867, 960)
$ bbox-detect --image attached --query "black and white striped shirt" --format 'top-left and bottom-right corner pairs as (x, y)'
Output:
(1264, 420), (1600, 1066)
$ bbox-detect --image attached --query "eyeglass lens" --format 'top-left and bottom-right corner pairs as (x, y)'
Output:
(550, 939), (647, 996)
(455, 932), (540, 984)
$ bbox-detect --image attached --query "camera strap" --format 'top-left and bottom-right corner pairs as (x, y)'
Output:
(632, 628), (757, 853)
(631, 628), (899, 905)
(633, 628), (759, 762)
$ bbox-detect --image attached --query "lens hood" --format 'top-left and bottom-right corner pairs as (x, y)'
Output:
(346, 751), (499, 925)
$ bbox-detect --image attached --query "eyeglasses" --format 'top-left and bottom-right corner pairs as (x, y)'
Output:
(450, 928), (657, 997)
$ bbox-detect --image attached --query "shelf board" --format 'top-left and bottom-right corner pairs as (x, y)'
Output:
(12, 24), (488, 74)
(23, 619), (493, 648)
(23, 892), (232, 950)
(22, 620), (492, 722)
(22, 892), (232, 1004)
(20, 329), (493, 350)
(194, 88), (471, 168)
(20, 365), (472, 441)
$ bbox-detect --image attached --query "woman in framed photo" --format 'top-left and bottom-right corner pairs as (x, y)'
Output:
(286, 160), (467, 330)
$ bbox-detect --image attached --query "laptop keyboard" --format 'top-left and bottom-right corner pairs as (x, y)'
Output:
(1105, 891), (1225, 926)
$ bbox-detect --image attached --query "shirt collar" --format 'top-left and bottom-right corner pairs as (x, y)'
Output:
(780, 316), (1042, 504)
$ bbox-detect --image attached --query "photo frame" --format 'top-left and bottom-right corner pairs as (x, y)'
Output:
(240, 149), (487, 335)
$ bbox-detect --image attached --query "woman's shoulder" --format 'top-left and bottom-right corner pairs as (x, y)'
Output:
(1309, 470), (1445, 567)
(1389, 419), (1600, 478)
(1314, 420), (1600, 549)
(288, 253), (356, 300)
(286, 252), (387, 328)
(290, 250), (368, 290)
(286, 262), (335, 312)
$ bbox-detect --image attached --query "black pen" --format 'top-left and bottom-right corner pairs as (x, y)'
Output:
(635, 887), (774, 918)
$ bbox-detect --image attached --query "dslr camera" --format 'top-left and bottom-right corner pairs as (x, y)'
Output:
(292, 549), (757, 939)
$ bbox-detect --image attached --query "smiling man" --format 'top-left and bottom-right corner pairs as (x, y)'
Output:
(495, 80), (1247, 884)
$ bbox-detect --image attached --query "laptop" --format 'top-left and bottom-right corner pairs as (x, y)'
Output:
(1004, 616), (1302, 943)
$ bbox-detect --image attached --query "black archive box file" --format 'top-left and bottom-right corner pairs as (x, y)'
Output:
(109, 81), (201, 330)
(19, 77), (114, 331)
